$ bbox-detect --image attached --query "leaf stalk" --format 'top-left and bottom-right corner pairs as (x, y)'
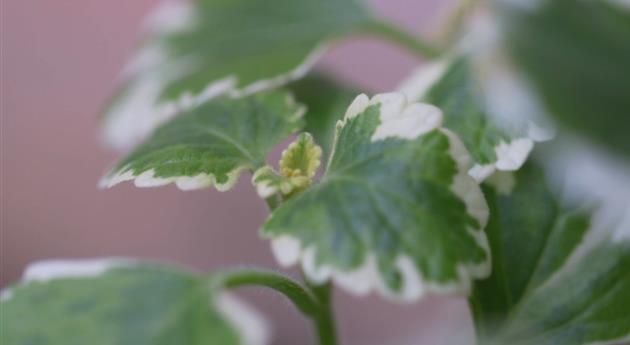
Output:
(214, 269), (339, 345)
(360, 19), (441, 59)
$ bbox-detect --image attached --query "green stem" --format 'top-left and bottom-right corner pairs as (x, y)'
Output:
(214, 269), (319, 316)
(258, 177), (338, 344)
(468, 292), (487, 343)
(214, 269), (339, 345)
(308, 282), (337, 345)
(359, 19), (441, 59)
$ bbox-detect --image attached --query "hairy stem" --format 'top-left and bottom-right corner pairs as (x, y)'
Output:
(359, 19), (441, 59)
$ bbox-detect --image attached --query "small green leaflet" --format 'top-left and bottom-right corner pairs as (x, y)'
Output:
(399, 56), (551, 182)
(100, 91), (304, 191)
(1, 259), (268, 345)
(253, 133), (322, 199)
(262, 92), (490, 301)
(497, 0), (630, 157)
(102, 0), (372, 149)
(471, 164), (630, 345)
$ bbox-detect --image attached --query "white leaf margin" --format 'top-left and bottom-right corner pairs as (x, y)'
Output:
(0, 257), (270, 345)
(397, 48), (553, 182)
(466, 6), (555, 181)
(99, 93), (305, 192)
(102, 0), (326, 151)
(99, 165), (247, 192)
(252, 166), (283, 199)
(268, 92), (491, 302)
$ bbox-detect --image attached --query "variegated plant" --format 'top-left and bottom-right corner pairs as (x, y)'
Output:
(3, 0), (629, 344)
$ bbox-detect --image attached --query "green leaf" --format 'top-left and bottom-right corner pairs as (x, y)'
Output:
(471, 165), (574, 329)
(471, 164), (630, 344)
(399, 56), (551, 181)
(100, 91), (304, 191)
(262, 93), (490, 301)
(102, 0), (372, 149)
(497, 0), (630, 157)
(1, 259), (268, 345)
(494, 242), (630, 345)
(289, 75), (358, 159)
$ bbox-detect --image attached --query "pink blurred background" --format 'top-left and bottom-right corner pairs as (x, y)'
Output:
(2, 0), (476, 344)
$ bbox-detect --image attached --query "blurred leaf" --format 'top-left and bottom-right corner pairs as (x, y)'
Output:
(472, 165), (630, 344)
(100, 91), (304, 191)
(493, 242), (630, 345)
(102, 0), (372, 149)
(263, 93), (490, 301)
(289, 75), (358, 159)
(1, 260), (266, 345)
(402, 57), (545, 181)
(498, 0), (630, 157)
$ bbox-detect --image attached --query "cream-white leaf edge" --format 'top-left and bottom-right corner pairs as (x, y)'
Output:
(99, 95), (305, 192)
(397, 56), (551, 182)
(0, 257), (270, 345)
(102, 0), (326, 151)
(269, 93), (491, 302)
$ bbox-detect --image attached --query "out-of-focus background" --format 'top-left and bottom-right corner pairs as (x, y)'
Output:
(1, 0), (479, 344)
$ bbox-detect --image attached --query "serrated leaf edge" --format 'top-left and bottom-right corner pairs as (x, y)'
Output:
(398, 57), (550, 182)
(99, 166), (248, 192)
(268, 93), (491, 301)
(99, 94), (305, 192)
